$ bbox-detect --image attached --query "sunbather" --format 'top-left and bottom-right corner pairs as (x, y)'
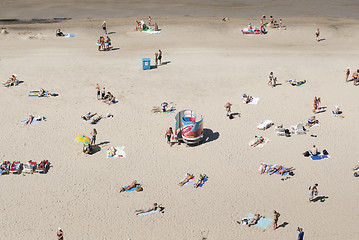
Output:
(353, 165), (359, 170)
(242, 94), (253, 104)
(251, 136), (264, 147)
(310, 145), (318, 156)
(278, 167), (295, 175)
(333, 106), (340, 114)
(120, 180), (138, 193)
(56, 29), (64, 37)
(135, 203), (158, 215)
(1, 161), (10, 171)
(306, 116), (319, 127)
(91, 115), (102, 124)
(104, 95), (116, 105)
(107, 146), (116, 156)
(178, 173), (194, 186)
(38, 88), (46, 97)
(268, 165), (282, 175)
(259, 163), (268, 174)
(248, 214), (262, 227)
(37, 161), (46, 170)
(81, 112), (96, 121)
(25, 114), (34, 124)
(194, 174), (207, 188)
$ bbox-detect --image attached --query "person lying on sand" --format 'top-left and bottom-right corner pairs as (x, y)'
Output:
(251, 136), (264, 147)
(242, 94), (253, 104)
(306, 116), (319, 127)
(194, 174), (207, 188)
(25, 114), (34, 124)
(178, 173), (194, 186)
(268, 165), (282, 175)
(1, 161), (10, 171)
(353, 165), (359, 170)
(81, 112), (96, 121)
(91, 115), (102, 124)
(288, 79), (306, 86)
(333, 106), (340, 114)
(278, 167), (295, 175)
(38, 88), (46, 97)
(37, 161), (46, 170)
(108, 146), (116, 156)
(259, 164), (268, 174)
(248, 214), (262, 227)
(120, 180), (138, 193)
(135, 203), (159, 215)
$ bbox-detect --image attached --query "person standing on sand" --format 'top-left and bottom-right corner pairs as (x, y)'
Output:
(346, 67), (350, 82)
(91, 128), (97, 145)
(297, 227), (304, 240)
(268, 72), (274, 87)
(273, 210), (280, 230)
(148, 16), (151, 26)
(101, 87), (106, 100)
(102, 21), (107, 34)
(158, 50), (163, 65)
(308, 183), (318, 202)
(96, 84), (100, 100)
(165, 127), (173, 147)
(224, 102), (232, 117)
(315, 28), (320, 42)
(279, 19), (282, 29)
(155, 52), (158, 66)
(57, 227), (64, 240)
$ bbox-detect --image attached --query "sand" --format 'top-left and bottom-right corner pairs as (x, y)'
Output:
(0, 15), (359, 239)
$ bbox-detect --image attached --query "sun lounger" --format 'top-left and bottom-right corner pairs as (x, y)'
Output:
(246, 213), (273, 229)
(291, 124), (306, 134)
(9, 161), (21, 174)
(35, 160), (50, 173)
(22, 161), (37, 174)
(257, 120), (273, 130)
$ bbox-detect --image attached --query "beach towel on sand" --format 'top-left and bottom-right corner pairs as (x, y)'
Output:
(197, 176), (208, 187)
(107, 146), (126, 158)
(246, 213), (273, 229)
(242, 97), (259, 105)
(310, 154), (330, 160)
(121, 183), (141, 192)
(64, 33), (75, 38)
(28, 91), (49, 97)
(142, 29), (161, 34)
(137, 209), (160, 216)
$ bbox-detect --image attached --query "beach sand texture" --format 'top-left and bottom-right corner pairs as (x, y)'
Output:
(0, 6), (359, 240)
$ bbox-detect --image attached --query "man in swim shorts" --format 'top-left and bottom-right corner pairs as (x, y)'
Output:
(165, 127), (173, 147)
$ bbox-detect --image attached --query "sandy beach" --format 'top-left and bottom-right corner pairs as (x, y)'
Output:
(1, 4), (359, 240)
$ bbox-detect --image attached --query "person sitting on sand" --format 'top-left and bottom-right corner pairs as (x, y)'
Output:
(260, 25), (266, 34)
(25, 114), (34, 124)
(224, 102), (232, 116)
(248, 214), (262, 227)
(154, 23), (159, 31)
(247, 23), (252, 30)
(81, 112), (96, 121)
(4, 74), (17, 86)
(251, 136), (264, 147)
(56, 29), (64, 37)
(104, 95), (115, 105)
(306, 116), (319, 127)
(135, 203), (159, 215)
(194, 174), (207, 188)
(333, 106), (340, 114)
(353, 165), (359, 170)
(310, 145), (318, 156)
(38, 88), (46, 97)
(353, 69), (359, 86)
(120, 180), (138, 193)
(91, 115), (102, 124)
(178, 173), (194, 186)
(108, 146), (116, 156)
(259, 163), (268, 174)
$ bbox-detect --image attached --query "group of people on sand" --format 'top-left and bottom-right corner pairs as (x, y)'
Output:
(135, 16), (159, 32)
(97, 35), (111, 51)
(260, 15), (284, 29)
(259, 164), (295, 176)
(346, 67), (359, 85)
(178, 173), (207, 188)
(96, 84), (116, 104)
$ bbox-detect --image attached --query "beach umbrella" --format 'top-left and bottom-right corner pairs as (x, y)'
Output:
(75, 135), (90, 144)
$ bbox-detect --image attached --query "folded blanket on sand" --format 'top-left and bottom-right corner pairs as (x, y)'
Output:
(248, 138), (269, 148)
(246, 213), (273, 229)
(242, 97), (259, 105)
(107, 146), (126, 158)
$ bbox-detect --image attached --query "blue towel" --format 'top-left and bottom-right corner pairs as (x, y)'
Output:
(65, 33), (75, 38)
(197, 177), (208, 187)
(137, 209), (160, 216)
(21, 118), (40, 124)
(28, 91), (48, 97)
(110, 99), (118, 105)
(310, 154), (329, 160)
(122, 184), (140, 192)
(247, 213), (273, 229)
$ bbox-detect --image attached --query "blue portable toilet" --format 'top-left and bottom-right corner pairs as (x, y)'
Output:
(142, 58), (151, 70)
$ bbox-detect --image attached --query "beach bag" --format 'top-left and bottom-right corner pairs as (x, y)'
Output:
(303, 151), (310, 157)
(136, 186), (143, 192)
(323, 149), (328, 155)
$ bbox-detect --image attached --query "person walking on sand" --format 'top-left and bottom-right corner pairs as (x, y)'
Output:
(297, 227), (304, 240)
(158, 49), (163, 65)
(90, 128), (97, 145)
(308, 183), (318, 202)
(315, 28), (320, 42)
(57, 227), (64, 240)
(102, 21), (107, 34)
(224, 102), (232, 117)
(165, 127), (173, 147)
(273, 210), (280, 230)
(268, 72), (274, 87)
(155, 52), (158, 66)
(346, 67), (350, 82)
(96, 84), (100, 100)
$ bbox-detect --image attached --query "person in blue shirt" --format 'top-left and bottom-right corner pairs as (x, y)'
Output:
(297, 227), (304, 240)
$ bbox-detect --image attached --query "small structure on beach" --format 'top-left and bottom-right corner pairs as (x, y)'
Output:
(175, 110), (203, 145)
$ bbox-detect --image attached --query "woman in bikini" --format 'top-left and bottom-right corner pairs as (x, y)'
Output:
(135, 203), (158, 215)
(178, 173), (194, 186)
(120, 180), (138, 193)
